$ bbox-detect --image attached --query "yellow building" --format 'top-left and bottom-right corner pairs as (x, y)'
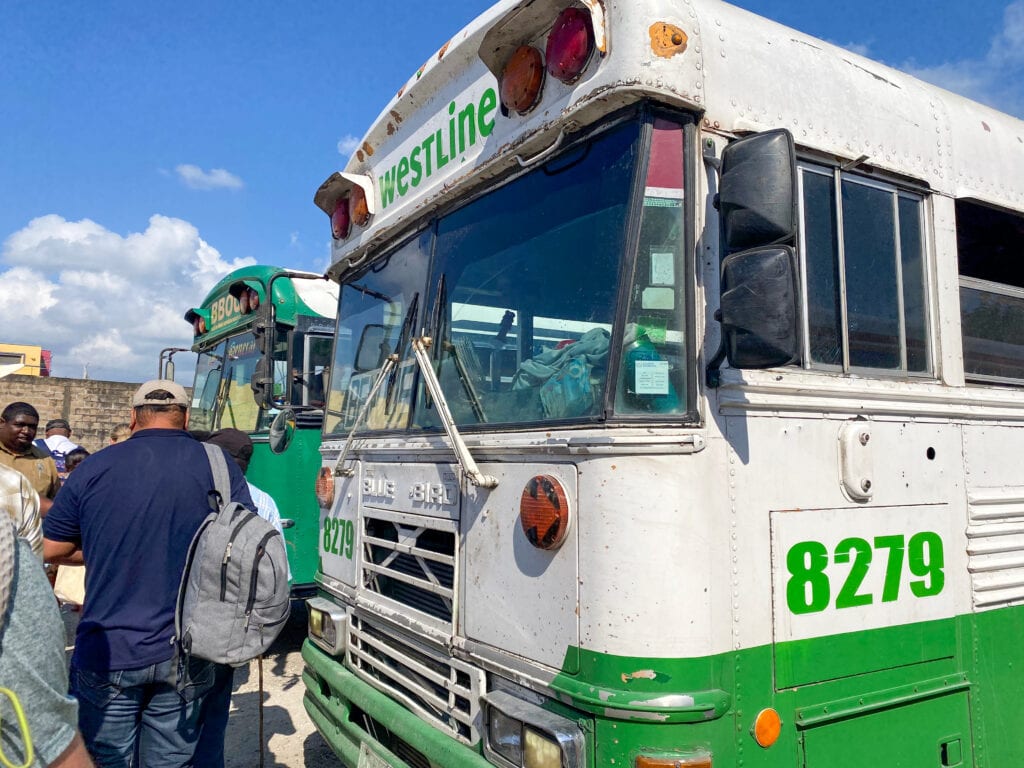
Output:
(0, 343), (50, 377)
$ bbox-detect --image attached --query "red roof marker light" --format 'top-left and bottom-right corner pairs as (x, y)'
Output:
(546, 7), (595, 84)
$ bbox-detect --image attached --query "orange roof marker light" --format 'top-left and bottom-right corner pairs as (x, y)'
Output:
(500, 45), (545, 115)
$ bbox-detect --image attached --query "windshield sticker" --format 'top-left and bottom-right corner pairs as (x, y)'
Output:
(638, 317), (668, 344)
(635, 360), (669, 394)
(226, 336), (257, 359)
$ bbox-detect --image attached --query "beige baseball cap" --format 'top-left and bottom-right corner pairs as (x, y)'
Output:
(131, 379), (189, 408)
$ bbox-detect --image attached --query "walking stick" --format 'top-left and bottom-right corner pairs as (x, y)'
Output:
(258, 653), (265, 768)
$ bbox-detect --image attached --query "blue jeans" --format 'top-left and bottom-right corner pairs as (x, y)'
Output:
(71, 657), (215, 768)
(194, 663), (234, 768)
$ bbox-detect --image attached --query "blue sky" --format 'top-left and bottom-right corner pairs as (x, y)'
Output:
(1, 0), (1021, 382)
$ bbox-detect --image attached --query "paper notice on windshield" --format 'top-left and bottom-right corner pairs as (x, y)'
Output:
(635, 360), (669, 394)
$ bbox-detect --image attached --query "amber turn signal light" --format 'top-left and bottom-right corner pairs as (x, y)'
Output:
(520, 475), (570, 550)
(316, 466), (335, 509)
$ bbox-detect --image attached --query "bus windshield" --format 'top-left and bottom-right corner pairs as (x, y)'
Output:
(190, 332), (275, 433)
(324, 113), (691, 435)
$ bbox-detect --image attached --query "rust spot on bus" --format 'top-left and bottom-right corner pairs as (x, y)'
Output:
(650, 22), (688, 58)
(356, 150), (364, 163)
(386, 122), (396, 136)
(390, 109), (403, 125)
(438, 40), (450, 60)
(621, 669), (658, 683)
(361, 141), (375, 158)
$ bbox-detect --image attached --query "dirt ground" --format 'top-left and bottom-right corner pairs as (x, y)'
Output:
(63, 601), (343, 767)
(223, 602), (340, 767)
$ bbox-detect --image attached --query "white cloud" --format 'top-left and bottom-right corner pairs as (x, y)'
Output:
(838, 41), (873, 59)
(175, 164), (244, 190)
(899, 0), (1024, 118)
(1, 214), (255, 382)
(337, 134), (361, 159)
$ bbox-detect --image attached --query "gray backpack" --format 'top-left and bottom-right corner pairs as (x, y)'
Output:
(175, 444), (290, 666)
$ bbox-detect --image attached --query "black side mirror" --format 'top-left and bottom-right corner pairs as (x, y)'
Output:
(251, 356), (273, 408)
(718, 129), (798, 253)
(719, 247), (800, 367)
(707, 129), (801, 386)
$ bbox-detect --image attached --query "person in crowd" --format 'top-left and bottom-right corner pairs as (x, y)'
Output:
(107, 423), (131, 445)
(193, 427), (289, 768)
(63, 447), (90, 475)
(1, 513), (93, 766)
(34, 418), (80, 480)
(0, 462), (42, 557)
(42, 380), (255, 767)
(0, 402), (61, 516)
(53, 448), (92, 609)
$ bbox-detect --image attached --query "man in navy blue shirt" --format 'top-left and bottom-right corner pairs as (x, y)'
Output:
(43, 380), (254, 767)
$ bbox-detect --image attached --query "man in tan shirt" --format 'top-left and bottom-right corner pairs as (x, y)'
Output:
(0, 401), (61, 515)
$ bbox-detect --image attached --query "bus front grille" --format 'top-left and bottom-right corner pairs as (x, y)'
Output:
(348, 705), (432, 768)
(348, 612), (482, 745)
(362, 513), (456, 624)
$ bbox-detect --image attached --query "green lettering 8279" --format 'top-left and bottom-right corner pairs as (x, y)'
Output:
(322, 517), (355, 560)
(786, 531), (944, 615)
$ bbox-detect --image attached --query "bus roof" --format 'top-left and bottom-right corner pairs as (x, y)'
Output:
(187, 265), (338, 344)
(319, 0), (1023, 276)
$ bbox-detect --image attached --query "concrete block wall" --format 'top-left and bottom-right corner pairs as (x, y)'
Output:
(0, 374), (141, 453)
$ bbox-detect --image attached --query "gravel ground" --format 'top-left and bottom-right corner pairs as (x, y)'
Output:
(63, 600), (343, 767)
(224, 602), (340, 768)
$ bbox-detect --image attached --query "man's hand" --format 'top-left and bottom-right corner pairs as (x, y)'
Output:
(50, 733), (95, 767)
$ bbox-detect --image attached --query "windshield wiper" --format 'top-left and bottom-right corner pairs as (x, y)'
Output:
(332, 353), (398, 477)
(385, 293), (419, 413)
(411, 336), (497, 489)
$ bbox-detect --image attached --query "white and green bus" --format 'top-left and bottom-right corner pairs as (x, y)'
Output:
(175, 265), (338, 590)
(302, 1), (1024, 766)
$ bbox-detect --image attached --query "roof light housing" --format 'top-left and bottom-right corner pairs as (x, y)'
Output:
(228, 281), (262, 315)
(314, 172), (376, 242)
(184, 308), (209, 336)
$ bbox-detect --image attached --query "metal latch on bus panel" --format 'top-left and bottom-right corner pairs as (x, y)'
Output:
(838, 417), (873, 503)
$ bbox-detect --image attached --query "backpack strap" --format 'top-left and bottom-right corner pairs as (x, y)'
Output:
(202, 443), (233, 510)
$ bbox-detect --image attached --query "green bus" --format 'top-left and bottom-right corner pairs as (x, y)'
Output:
(175, 264), (337, 592)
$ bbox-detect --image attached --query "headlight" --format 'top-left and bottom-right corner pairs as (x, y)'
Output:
(524, 727), (562, 768)
(306, 597), (347, 656)
(489, 708), (524, 765)
(484, 690), (585, 768)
